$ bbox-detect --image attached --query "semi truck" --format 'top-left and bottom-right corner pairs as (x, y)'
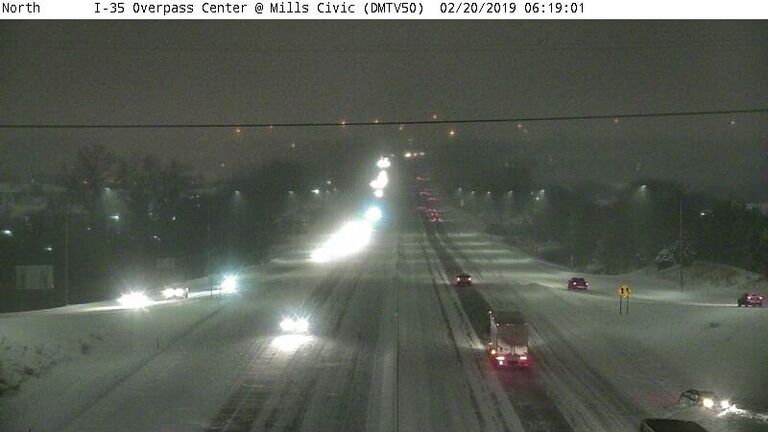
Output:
(488, 310), (529, 367)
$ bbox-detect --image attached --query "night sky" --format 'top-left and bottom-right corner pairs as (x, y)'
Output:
(1, 21), (766, 198)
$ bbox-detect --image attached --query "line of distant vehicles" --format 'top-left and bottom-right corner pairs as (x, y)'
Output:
(410, 175), (758, 432)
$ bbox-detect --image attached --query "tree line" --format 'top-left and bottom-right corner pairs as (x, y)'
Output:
(0, 144), (341, 310)
(430, 140), (768, 277)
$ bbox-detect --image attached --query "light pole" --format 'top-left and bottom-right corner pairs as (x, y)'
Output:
(63, 208), (70, 306)
(207, 194), (213, 297)
(679, 198), (684, 292)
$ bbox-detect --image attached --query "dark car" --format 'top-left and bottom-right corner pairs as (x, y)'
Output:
(737, 293), (763, 307)
(678, 389), (730, 410)
(568, 277), (589, 290)
(456, 273), (472, 287)
(639, 418), (709, 432)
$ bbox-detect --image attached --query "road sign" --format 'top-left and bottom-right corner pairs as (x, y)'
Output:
(618, 284), (631, 298)
(618, 284), (632, 315)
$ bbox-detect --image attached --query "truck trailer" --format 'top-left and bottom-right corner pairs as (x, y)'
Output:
(488, 310), (529, 367)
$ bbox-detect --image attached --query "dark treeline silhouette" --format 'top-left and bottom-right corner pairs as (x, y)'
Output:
(0, 144), (346, 311)
(430, 141), (768, 276)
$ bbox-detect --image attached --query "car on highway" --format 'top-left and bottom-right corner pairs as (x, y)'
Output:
(678, 389), (730, 411)
(161, 284), (190, 299)
(455, 273), (472, 287)
(737, 292), (763, 307)
(639, 418), (709, 432)
(567, 277), (589, 290)
(280, 316), (310, 334)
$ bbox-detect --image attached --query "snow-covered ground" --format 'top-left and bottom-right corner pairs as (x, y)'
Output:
(0, 203), (349, 432)
(4, 179), (766, 432)
(435, 203), (768, 432)
(0, 190), (530, 432)
(0, 238), (334, 431)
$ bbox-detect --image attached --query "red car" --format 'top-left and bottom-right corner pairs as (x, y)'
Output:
(737, 293), (763, 307)
(567, 277), (589, 290)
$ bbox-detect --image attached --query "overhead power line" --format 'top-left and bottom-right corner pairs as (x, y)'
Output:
(1, 107), (766, 129)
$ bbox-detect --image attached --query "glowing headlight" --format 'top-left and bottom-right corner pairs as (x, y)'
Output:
(702, 398), (714, 408)
(376, 157), (391, 169)
(221, 275), (238, 294)
(310, 220), (372, 263)
(280, 318), (296, 332)
(162, 287), (187, 299)
(280, 316), (310, 334)
(720, 400), (730, 409)
(495, 356), (506, 361)
(117, 291), (151, 309)
(294, 318), (309, 333)
(365, 206), (382, 223)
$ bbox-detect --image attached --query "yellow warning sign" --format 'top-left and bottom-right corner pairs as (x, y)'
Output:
(618, 284), (632, 298)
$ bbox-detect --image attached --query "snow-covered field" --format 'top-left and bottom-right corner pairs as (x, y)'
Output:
(437, 205), (768, 432)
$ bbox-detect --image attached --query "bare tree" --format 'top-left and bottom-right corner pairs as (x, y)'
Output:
(65, 144), (116, 234)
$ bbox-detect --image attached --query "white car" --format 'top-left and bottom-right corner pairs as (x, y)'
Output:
(161, 285), (189, 299)
(280, 316), (310, 334)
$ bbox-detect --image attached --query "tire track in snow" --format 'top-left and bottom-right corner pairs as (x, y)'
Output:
(438, 225), (646, 432)
(418, 231), (521, 432)
(206, 261), (363, 432)
(419, 242), (489, 431)
(425, 223), (575, 432)
(57, 295), (237, 432)
(248, 251), (383, 432)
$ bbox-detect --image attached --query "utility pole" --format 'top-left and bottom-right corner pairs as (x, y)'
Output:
(207, 195), (213, 297)
(679, 198), (684, 292)
(63, 208), (70, 306)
